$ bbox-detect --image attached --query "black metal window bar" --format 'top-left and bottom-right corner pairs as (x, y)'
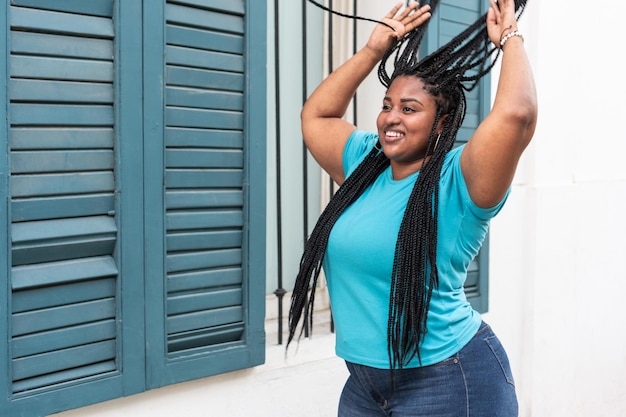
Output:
(272, 0), (362, 345)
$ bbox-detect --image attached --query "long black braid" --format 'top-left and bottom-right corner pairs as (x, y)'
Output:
(287, 146), (389, 346)
(289, 0), (528, 368)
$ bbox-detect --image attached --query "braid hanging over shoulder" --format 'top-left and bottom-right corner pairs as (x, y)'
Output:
(291, 0), (528, 368)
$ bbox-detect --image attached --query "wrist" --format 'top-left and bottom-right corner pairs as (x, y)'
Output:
(361, 44), (386, 63)
(500, 30), (524, 49)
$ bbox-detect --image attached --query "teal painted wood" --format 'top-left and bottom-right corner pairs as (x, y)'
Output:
(167, 230), (243, 251)
(11, 256), (118, 289)
(11, 79), (114, 103)
(421, 0), (490, 313)
(167, 209), (243, 229)
(11, 216), (116, 244)
(168, 268), (243, 292)
(166, 87), (243, 111)
(113, 0), (147, 399)
(13, 340), (116, 381)
(166, 149), (243, 168)
(12, 299), (115, 337)
(142, 0), (168, 390)
(12, 150), (114, 173)
(168, 288), (243, 315)
(166, 3), (244, 34)
(166, 127), (243, 148)
(11, 6), (114, 37)
(12, 242), (117, 267)
(166, 189), (243, 208)
(166, 107), (243, 129)
(11, 56), (114, 81)
(166, 45), (244, 72)
(167, 25), (243, 54)
(11, 127), (114, 149)
(11, 172), (115, 197)
(5, 0), (265, 411)
(167, 306), (244, 334)
(0, 0), (11, 411)
(11, 31), (113, 59)
(166, 169), (243, 188)
(13, 362), (118, 394)
(167, 248), (243, 273)
(12, 191), (115, 223)
(168, 324), (244, 352)
(1, 1), (141, 415)
(167, 66), (244, 91)
(243, 0), (268, 367)
(11, 0), (114, 17)
(13, 338), (115, 375)
(12, 320), (116, 358)
(11, 104), (114, 126)
(12, 278), (116, 312)
(171, 0), (244, 14)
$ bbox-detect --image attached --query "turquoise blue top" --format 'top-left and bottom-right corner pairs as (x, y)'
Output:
(324, 130), (508, 368)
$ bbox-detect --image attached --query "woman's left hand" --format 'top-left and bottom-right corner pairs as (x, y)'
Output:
(487, 0), (518, 47)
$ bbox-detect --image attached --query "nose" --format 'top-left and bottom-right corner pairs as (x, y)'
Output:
(383, 108), (401, 125)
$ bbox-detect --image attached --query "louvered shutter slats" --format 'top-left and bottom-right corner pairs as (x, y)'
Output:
(8, 0), (118, 395)
(166, 4), (243, 34)
(165, 1), (245, 353)
(167, 67), (244, 91)
(2, 0), (266, 411)
(11, 0), (114, 18)
(11, 7), (113, 37)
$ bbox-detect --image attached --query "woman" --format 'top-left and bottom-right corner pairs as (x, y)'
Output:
(289, 0), (537, 415)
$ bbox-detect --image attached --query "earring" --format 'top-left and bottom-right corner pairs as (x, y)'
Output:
(433, 134), (441, 152)
(374, 141), (382, 151)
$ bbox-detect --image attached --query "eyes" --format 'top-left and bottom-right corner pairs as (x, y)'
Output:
(381, 104), (417, 113)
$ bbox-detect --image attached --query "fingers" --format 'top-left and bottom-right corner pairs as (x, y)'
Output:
(489, 0), (500, 22)
(403, 4), (431, 32)
(398, 1), (421, 19)
(385, 2), (403, 20)
(380, 2), (432, 39)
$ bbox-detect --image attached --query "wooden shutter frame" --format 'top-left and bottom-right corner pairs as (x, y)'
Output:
(1, 0), (266, 414)
(143, 0), (266, 389)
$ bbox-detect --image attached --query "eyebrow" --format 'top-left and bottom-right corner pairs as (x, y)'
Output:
(383, 96), (425, 106)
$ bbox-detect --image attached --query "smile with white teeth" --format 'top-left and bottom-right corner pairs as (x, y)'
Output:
(385, 130), (404, 139)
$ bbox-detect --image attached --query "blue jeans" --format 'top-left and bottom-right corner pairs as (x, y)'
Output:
(338, 322), (518, 417)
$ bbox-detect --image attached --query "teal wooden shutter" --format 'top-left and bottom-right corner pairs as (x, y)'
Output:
(1, 1), (145, 415)
(1, 0), (266, 414)
(144, 0), (266, 388)
(422, 0), (490, 313)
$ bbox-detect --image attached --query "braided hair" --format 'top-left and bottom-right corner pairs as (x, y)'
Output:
(289, 0), (528, 369)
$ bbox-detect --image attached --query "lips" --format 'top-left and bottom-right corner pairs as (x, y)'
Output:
(384, 130), (405, 142)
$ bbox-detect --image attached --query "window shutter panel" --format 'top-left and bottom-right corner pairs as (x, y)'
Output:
(1, 1), (145, 415)
(144, 0), (266, 388)
(9, 0), (118, 393)
(421, 0), (490, 313)
(1, 0), (266, 414)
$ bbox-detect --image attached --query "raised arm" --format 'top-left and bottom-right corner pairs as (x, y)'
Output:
(301, 2), (431, 185)
(460, 0), (538, 208)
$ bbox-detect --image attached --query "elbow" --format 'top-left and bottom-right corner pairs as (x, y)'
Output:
(506, 98), (538, 145)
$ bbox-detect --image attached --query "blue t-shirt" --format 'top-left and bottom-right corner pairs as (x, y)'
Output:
(324, 130), (508, 368)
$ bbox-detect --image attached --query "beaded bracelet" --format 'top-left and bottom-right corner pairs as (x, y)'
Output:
(500, 30), (524, 49)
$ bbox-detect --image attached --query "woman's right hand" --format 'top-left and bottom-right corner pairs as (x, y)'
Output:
(364, 2), (432, 60)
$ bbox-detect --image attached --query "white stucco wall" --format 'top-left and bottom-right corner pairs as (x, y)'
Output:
(486, 1), (626, 416)
(54, 1), (626, 417)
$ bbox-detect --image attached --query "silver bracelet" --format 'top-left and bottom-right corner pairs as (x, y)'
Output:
(500, 30), (524, 49)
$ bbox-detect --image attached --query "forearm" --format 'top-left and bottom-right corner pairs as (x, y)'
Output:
(492, 37), (538, 141)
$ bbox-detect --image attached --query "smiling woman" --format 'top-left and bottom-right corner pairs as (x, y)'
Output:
(376, 76), (442, 179)
(289, 0), (537, 415)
